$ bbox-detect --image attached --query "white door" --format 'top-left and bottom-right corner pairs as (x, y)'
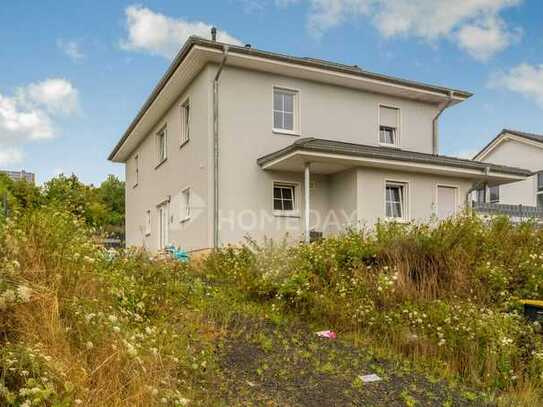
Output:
(437, 186), (457, 219)
(158, 203), (169, 249)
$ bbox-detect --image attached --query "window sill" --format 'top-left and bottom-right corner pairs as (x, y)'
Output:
(180, 216), (190, 223)
(273, 210), (300, 218)
(379, 142), (400, 148)
(145, 232), (151, 237)
(179, 139), (190, 149)
(384, 217), (410, 224)
(273, 129), (300, 137)
(155, 158), (167, 170)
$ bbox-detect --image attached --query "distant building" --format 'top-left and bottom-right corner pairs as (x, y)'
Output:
(0, 170), (36, 184)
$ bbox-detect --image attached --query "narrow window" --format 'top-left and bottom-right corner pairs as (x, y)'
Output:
(489, 186), (499, 203)
(385, 182), (407, 219)
(181, 99), (190, 145)
(133, 154), (139, 187)
(156, 126), (167, 164)
(476, 187), (485, 204)
(379, 106), (399, 146)
(537, 172), (543, 208)
(145, 209), (151, 235)
(181, 188), (191, 221)
(273, 183), (296, 212)
(273, 88), (297, 132)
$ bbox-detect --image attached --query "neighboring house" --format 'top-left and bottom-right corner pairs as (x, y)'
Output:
(108, 35), (530, 252)
(473, 129), (543, 209)
(0, 170), (35, 184)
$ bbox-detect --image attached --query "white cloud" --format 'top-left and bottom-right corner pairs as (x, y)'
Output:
(300, 0), (522, 60)
(17, 78), (79, 115)
(0, 146), (23, 167)
(489, 63), (543, 108)
(456, 17), (520, 61)
(120, 5), (243, 59)
(0, 94), (53, 141)
(0, 78), (79, 163)
(57, 39), (85, 62)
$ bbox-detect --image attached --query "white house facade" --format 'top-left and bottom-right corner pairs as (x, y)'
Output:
(109, 36), (531, 252)
(473, 129), (542, 209)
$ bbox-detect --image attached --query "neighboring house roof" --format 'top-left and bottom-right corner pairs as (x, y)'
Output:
(474, 129), (543, 160)
(257, 138), (532, 179)
(109, 36), (473, 162)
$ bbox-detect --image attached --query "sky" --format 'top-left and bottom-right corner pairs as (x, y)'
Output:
(1, 0), (542, 185)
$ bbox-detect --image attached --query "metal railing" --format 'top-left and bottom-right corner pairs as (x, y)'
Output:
(473, 202), (543, 221)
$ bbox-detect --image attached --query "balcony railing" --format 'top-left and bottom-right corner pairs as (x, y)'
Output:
(473, 202), (543, 221)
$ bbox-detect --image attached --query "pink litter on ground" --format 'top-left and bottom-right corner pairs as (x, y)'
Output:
(315, 330), (337, 339)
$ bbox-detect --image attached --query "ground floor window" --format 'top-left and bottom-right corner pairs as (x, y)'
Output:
(489, 185), (500, 203)
(385, 181), (407, 220)
(538, 172), (543, 208)
(273, 183), (296, 212)
(181, 187), (191, 221)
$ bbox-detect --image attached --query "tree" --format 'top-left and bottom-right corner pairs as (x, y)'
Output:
(97, 175), (125, 227)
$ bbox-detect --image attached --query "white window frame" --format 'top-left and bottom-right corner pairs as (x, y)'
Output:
(378, 104), (401, 147)
(272, 181), (300, 217)
(145, 209), (151, 236)
(133, 154), (139, 188)
(157, 201), (169, 250)
(537, 172), (543, 208)
(384, 180), (409, 221)
(181, 187), (191, 222)
(180, 98), (190, 147)
(156, 125), (168, 166)
(272, 86), (300, 135)
(435, 184), (459, 217)
(488, 185), (500, 204)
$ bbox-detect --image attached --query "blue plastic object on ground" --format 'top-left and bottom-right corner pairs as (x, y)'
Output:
(165, 245), (190, 262)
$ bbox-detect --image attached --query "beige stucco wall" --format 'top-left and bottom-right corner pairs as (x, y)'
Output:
(215, 65), (450, 244)
(124, 62), (475, 250)
(355, 168), (472, 227)
(480, 139), (542, 206)
(124, 66), (213, 251)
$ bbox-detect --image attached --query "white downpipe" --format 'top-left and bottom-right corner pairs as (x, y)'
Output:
(304, 162), (311, 243)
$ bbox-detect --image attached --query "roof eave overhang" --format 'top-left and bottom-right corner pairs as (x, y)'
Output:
(109, 38), (472, 163)
(259, 149), (528, 185)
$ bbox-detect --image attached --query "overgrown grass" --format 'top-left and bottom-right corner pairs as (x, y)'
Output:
(2, 208), (543, 405)
(204, 215), (543, 404)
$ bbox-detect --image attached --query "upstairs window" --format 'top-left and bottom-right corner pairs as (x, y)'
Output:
(273, 183), (296, 212)
(489, 186), (500, 203)
(385, 181), (408, 220)
(156, 126), (167, 164)
(180, 99), (190, 145)
(379, 105), (399, 146)
(273, 88), (298, 133)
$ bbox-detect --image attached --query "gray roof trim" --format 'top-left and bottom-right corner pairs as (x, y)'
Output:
(257, 138), (532, 177)
(109, 36), (473, 161)
(474, 128), (543, 160)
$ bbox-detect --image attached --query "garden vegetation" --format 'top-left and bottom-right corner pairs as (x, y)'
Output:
(1, 185), (543, 405)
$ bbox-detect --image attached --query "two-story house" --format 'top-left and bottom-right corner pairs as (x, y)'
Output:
(108, 35), (530, 252)
(473, 129), (542, 208)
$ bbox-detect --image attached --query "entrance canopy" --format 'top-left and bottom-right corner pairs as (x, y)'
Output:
(257, 138), (531, 186)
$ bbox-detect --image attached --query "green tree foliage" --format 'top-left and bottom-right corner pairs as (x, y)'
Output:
(97, 174), (125, 227)
(0, 172), (124, 231)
